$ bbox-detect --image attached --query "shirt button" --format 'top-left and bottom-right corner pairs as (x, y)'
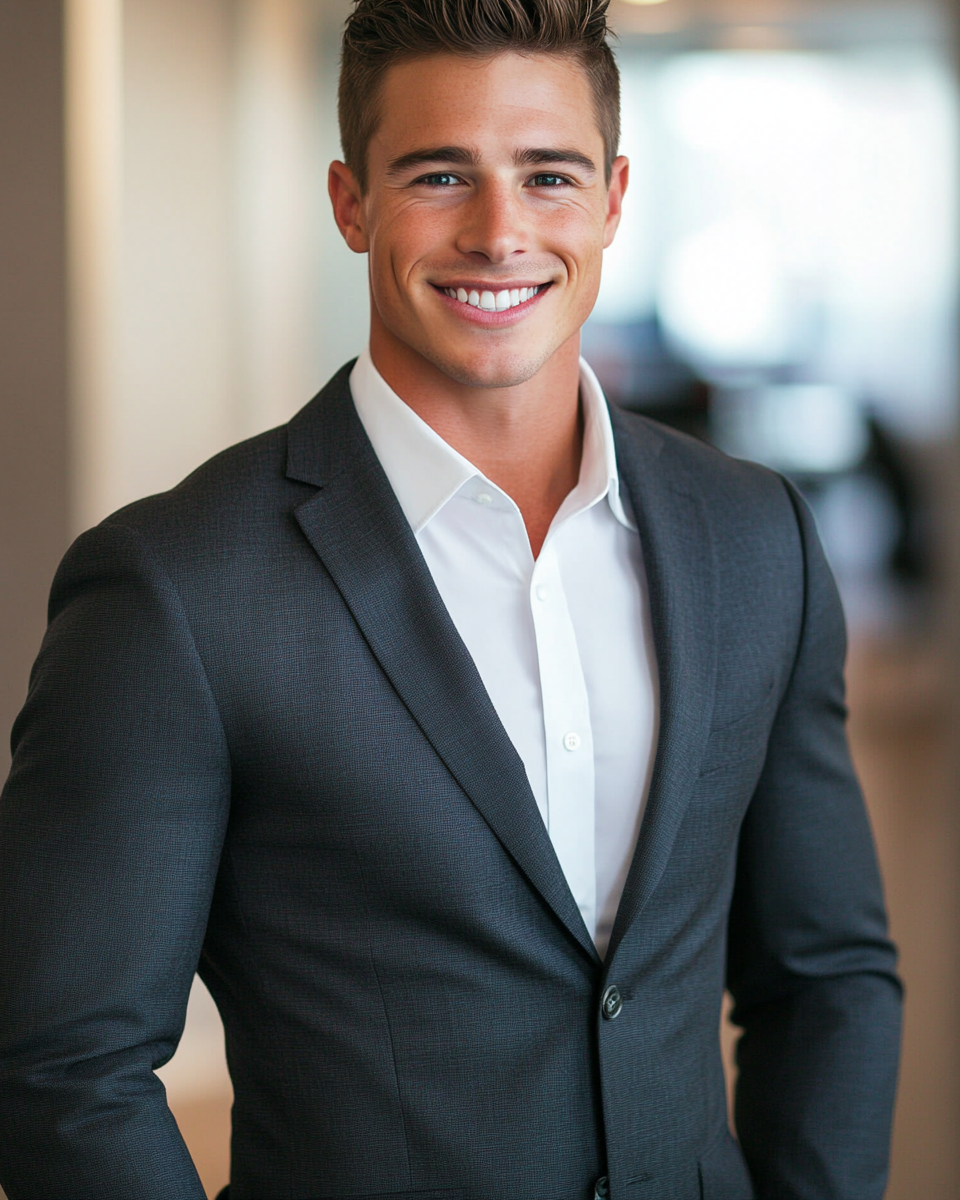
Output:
(563, 731), (581, 752)
(535, 584), (549, 602)
(476, 492), (493, 505)
(601, 985), (623, 1020)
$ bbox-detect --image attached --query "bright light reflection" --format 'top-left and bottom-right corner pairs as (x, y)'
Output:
(594, 51), (959, 438)
(659, 216), (792, 365)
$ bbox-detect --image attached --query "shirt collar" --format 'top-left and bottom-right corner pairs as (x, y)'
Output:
(349, 347), (633, 535)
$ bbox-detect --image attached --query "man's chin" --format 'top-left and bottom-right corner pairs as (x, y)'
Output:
(421, 345), (555, 391)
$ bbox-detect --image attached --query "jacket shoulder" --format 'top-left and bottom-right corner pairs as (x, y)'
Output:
(99, 361), (358, 549)
(612, 405), (795, 520)
(101, 423), (296, 541)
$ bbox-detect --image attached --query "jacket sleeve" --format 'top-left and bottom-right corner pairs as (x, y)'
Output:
(727, 482), (903, 1200)
(0, 521), (230, 1200)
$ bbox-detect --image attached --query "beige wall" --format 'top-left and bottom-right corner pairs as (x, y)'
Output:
(0, 0), (369, 775)
(0, 1), (71, 779)
(67, 0), (367, 534)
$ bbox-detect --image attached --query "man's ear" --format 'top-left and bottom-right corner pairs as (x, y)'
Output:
(328, 160), (369, 254)
(602, 155), (630, 250)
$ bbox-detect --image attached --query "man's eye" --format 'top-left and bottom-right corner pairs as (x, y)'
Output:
(529, 174), (570, 187)
(418, 173), (461, 187)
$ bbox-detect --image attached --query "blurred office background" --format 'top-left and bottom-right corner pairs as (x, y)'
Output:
(1, 0), (959, 1196)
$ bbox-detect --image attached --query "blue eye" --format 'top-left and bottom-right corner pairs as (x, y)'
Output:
(419, 173), (460, 187)
(530, 174), (569, 187)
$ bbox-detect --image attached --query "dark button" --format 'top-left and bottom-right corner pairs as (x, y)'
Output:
(601, 984), (623, 1020)
(594, 1176), (610, 1199)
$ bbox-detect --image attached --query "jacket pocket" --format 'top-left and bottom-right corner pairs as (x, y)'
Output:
(698, 1129), (755, 1199)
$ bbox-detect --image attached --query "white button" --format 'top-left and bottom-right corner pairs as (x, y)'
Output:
(535, 584), (549, 602)
(563, 731), (581, 752)
(476, 492), (493, 505)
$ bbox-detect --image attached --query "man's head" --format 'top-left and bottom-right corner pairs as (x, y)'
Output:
(339, 0), (620, 195)
(329, 0), (628, 394)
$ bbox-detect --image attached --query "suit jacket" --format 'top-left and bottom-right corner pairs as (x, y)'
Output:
(0, 362), (901, 1200)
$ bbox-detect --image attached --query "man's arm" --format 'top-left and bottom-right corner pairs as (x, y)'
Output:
(727, 483), (902, 1200)
(0, 522), (230, 1200)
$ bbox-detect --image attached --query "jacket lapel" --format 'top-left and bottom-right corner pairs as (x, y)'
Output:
(286, 366), (599, 965)
(605, 409), (720, 963)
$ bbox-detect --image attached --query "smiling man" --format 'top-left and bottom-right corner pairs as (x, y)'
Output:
(0, 2), (901, 1199)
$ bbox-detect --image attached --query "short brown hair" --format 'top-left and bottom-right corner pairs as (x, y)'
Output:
(338, 0), (620, 192)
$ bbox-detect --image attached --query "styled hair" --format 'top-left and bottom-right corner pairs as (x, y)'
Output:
(338, 0), (620, 191)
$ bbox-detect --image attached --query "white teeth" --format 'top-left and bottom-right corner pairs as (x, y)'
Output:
(451, 285), (542, 310)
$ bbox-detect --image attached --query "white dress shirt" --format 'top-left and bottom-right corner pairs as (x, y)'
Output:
(350, 350), (659, 958)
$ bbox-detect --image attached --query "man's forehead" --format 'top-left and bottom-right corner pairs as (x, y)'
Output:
(371, 51), (602, 162)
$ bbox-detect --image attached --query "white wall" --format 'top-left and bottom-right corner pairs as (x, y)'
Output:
(67, 0), (368, 534)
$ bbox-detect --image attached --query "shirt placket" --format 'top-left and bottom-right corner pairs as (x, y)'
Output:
(529, 537), (596, 938)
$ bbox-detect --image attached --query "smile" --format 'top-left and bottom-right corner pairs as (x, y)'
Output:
(437, 285), (547, 311)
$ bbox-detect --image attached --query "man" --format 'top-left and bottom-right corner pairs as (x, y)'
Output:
(0, 1), (901, 1197)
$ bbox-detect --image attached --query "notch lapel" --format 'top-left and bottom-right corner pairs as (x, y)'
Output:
(286, 367), (599, 965)
(605, 409), (720, 963)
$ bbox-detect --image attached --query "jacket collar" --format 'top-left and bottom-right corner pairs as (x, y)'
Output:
(603, 406), (719, 964)
(286, 365), (719, 969)
(287, 363), (601, 965)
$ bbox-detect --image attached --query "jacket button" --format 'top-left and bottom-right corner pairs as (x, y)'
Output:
(601, 985), (622, 1020)
(594, 1176), (610, 1199)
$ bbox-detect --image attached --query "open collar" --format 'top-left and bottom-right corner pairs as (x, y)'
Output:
(285, 366), (719, 971)
(349, 348), (633, 535)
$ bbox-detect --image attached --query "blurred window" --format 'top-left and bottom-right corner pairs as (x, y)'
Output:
(591, 48), (959, 440)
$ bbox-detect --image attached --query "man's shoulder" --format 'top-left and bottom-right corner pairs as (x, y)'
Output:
(97, 362), (358, 556)
(101, 422), (299, 550)
(610, 404), (795, 522)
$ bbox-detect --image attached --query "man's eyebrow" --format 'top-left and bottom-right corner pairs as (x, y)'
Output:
(385, 146), (599, 176)
(515, 147), (597, 173)
(386, 146), (480, 175)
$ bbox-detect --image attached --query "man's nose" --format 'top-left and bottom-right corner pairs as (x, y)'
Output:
(455, 182), (528, 263)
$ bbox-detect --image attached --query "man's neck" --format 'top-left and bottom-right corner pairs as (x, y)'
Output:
(368, 327), (584, 559)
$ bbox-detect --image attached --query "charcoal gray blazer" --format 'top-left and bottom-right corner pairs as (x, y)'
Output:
(0, 362), (901, 1200)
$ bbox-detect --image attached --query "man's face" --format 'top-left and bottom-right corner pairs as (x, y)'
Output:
(332, 51), (628, 390)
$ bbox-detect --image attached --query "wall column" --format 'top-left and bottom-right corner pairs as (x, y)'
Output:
(0, 1), (71, 776)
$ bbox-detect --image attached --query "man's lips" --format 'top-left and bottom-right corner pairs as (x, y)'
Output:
(431, 281), (551, 322)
